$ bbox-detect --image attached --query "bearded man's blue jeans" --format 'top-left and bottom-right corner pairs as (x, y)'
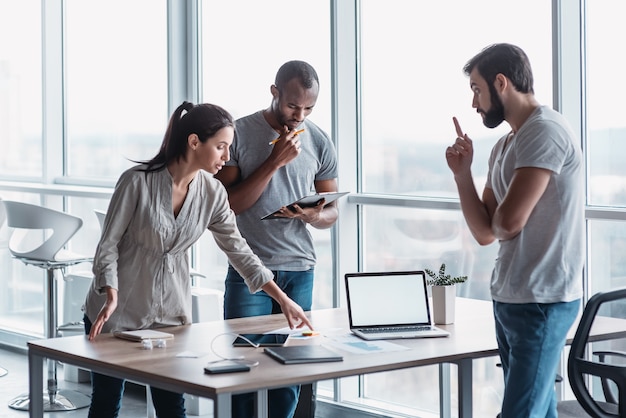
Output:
(494, 299), (580, 418)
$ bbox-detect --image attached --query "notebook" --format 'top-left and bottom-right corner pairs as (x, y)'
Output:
(113, 329), (174, 342)
(264, 345), (343, 364)
(345, 271), (450, 340)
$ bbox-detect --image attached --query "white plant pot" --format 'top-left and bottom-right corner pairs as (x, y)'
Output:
(432, 285), (456, 325)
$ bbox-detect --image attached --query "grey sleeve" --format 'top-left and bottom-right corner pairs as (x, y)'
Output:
(208, 187), (274, 293)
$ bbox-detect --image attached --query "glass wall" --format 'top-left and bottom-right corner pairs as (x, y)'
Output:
(584, 1), (626, 285)
(585, 3), (626, 404)
(586, 1), (626, 207)
(2, 1), (626, 416)
(197, 0), (334, 308)
(200, 0), (331, 126)
(357, 1), (552, 415)
(359, 0), (553, 197)
(0, 0), (42, 179)
(65, 0), (168, 182)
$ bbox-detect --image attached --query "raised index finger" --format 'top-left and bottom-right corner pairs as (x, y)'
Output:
(452, 116), (464, 138)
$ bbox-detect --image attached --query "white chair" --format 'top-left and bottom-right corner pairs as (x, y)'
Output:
(2, 200), (92, 411)
(94, 209), (106, 231)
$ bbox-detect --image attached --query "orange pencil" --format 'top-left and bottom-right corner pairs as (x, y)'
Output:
(269, 128), (305, 145)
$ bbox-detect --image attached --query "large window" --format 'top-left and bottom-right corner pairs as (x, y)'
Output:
(586, 2), (626, 295)
(3, 2), (626, 417)
(360, 0), (553, 197)
(0, 0), (42, 179)
(65, 0), (168, 182)
(197, 0), (333, 308)
(586, 1), (626, 207)
(357, 1), (552, 415)
(200, 0), (331, 127)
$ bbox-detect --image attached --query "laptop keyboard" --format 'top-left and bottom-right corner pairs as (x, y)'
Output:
(359, 325), (432, 333)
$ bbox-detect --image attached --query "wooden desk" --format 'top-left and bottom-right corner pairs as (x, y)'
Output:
(27, 298), (626, 418)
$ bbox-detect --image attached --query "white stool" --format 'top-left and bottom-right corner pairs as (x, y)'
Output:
(3, 200), (92, 412)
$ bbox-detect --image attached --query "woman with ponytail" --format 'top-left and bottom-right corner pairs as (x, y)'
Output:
(82, 102), (312, 418)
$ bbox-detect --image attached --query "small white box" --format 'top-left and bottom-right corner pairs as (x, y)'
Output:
(184, 393), (213, 416)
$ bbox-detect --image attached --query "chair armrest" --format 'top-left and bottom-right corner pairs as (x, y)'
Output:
(593, 350), (626, 360)
(190, 268), (206, 279)
(591, 350), (626, 405)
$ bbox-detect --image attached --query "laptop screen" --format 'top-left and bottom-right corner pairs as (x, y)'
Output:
(345, 271), (431, 327)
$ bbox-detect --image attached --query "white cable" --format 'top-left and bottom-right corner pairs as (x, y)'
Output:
(208, 332), (260, 367)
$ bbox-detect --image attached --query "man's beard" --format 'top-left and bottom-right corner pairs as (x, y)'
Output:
(482, 85), (505, 129)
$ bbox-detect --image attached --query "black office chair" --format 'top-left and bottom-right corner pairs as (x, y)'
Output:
(558, 287), (626, 418)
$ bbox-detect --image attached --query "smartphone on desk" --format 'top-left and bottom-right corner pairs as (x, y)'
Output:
(232, 333), (289, 347)
(204, 360), (251, 374)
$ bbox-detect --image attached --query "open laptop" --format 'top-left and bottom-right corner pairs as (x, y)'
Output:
(345, 271), (450, 340)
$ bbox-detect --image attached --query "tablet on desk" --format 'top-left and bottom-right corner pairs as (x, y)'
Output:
(261, 191), (349, 220)
(232, 333), (289, 347)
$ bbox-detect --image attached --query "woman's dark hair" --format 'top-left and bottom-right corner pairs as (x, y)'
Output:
(139, 101), (234, 172)
(463, 43), (534, 94)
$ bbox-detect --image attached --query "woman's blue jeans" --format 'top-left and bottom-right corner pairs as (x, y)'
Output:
(493, 299), (580, 418)
(224, 265), (314, 418)
(83, 315), (187, 418)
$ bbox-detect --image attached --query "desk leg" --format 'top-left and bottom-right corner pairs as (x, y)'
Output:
(439, 363), (451, 418)
(214, 393), (231, 418)
(254, 389), (268, 418)
(456, 358), (473, 418)
(28, 351), (44, 418)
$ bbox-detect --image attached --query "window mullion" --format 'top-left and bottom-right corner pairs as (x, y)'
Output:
(42, 0), (64, 183)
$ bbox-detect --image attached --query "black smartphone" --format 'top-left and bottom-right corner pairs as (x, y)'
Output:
(204, 360), (251, 374)
(232, 333), (289, 347)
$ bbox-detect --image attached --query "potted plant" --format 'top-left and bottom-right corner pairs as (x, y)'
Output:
(425, 263), (468, 325)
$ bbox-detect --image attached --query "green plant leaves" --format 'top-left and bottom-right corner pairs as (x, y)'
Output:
(425, 263), (468, 286)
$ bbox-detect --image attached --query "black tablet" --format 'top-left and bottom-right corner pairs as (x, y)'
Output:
(261, 191), (349, 220)
(232, 333), (289, 347)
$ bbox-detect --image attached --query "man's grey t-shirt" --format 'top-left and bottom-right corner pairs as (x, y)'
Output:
(486, 106), (584, 303)
(226, 111), (338, 270)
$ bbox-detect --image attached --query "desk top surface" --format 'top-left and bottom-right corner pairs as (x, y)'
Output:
(27, 298), (626, 398)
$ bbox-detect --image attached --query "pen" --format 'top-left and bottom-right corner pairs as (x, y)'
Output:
(269, 128), (305, 145)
